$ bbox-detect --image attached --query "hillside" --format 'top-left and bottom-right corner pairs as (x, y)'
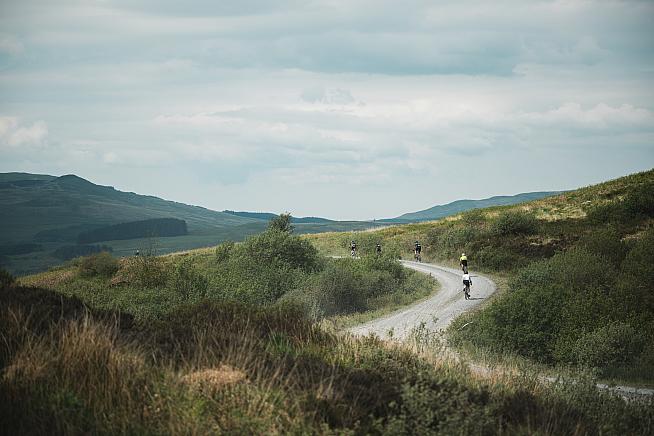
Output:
(389, 191), (561, 222)
(223, 210), (335, 223)
(309, 168), (654, 386)
(0, 174), (260, 243)
(3, 182), (653, 434)
(0, 173), (387, 275)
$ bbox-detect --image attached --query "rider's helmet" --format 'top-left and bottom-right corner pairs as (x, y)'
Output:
(461, 253), (465, 256)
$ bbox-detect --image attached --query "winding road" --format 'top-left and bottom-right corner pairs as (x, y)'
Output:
(349, 260), (496, 340)
(349, 260), (654, 400)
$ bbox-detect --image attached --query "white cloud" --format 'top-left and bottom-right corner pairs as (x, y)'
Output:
(0, 118), (48, 148)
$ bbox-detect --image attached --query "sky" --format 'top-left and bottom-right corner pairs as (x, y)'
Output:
(1, 0), (653, 220)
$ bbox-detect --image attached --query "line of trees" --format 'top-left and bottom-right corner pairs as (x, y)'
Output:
(77, 218), (187, 244)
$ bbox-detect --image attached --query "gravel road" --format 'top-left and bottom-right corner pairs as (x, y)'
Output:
(349, 260), (496, 340)
(348, 260), (654, 399)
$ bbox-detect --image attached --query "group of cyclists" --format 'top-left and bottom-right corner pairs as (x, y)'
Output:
(350, 240), (472, 300)
(349, 239), (473, 300)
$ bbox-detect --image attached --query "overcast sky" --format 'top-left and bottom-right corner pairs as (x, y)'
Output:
(1, 0), (653, 220)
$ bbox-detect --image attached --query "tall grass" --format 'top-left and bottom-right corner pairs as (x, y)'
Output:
(2, 288), (653, 435)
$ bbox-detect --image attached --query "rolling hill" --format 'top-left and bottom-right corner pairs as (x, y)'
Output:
(386, 191), (561, 222)
(0, 173), (260, 243)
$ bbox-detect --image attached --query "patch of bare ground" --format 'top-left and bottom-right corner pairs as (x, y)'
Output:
(181, 365), (246, 392)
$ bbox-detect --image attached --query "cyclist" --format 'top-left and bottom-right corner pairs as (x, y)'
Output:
(350, 240), (357, 257)
(459, 252), (468, 271)
(376, 243), (382, 255)
(414, 241), (422, 262)
(462, 271), (472, 300)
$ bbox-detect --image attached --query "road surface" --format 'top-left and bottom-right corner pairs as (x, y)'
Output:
(349, 260), (496, 340)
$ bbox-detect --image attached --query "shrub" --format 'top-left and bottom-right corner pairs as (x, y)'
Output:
(313, 261), (367, 316)
(475, 246), (523, 270)
(574, 322), (644, 369)
(578, 226), (628, 266)
(214, 241), (235, 262)
(268, 213), (293, 233)
(461, 208), (485, 226)
(587, 181), (654, 225)
(169, 258), (209, 301)
(491, 211), (539, 236)
(78, 252), (120, 278)
(132, 254), (167, 288)
(0, 267), (15, 288)
(240, 229), (320, 272)
(456, 248), (617, 363)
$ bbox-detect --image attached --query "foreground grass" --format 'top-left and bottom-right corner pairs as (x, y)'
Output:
(2, 284), (652, 435)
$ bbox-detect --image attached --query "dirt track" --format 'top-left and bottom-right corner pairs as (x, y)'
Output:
(349, 260), (654, 399)
(349, 260), (496, 340)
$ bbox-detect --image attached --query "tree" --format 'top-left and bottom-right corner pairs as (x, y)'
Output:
(268, 212), (294, 233)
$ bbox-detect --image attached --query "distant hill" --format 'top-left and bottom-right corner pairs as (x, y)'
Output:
(223, 210), (334, 224)
(0, 173), (260, 243)
(0, 173), (379, 275)
(386, 191), (562, 223)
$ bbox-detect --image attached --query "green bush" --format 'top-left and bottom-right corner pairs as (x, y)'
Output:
(131, 254), (167, 287)
(587, 181), (654, 225)
(574, 322), (643, 369)
(476, 246), (523, 270)
(0, 267), (15, 288)
(461, 208), (485, 226)
(578, 226), (628, 266)
(169, 258), (209, 301)
(454, 248), (617, 363)
(78, 252), (120, 278)
(214, 241), (235, 262)
(240, 229), (320, 272)
(313, 261), (367, 316)
(491, 211), (539, 236)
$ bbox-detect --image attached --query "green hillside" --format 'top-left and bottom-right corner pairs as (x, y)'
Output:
(390, 191), (561, 222)
(309, 168), (654, 385)
(2, 197), (652, 434)
(0, 174), (259, 243)
(0, 173), (391, 275)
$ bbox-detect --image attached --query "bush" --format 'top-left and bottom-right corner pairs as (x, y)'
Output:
(78, 252), (120, 278)
(491, 211), (539, 236)
(214, 241), (235, 262)
(476, 246), (523, 270)
(131, 254), (167, 288)
(0, 267), (15, 288)
(169, 258), (209, 301)
(455, 248), (617, 363)
(461, 208), (485, 226)
(313, 261), (367, 316)
(240, 229), (320, 272)
(587, 181), (654, 225)
(574, 322), (644, 369)
(578, 226), (628, 266)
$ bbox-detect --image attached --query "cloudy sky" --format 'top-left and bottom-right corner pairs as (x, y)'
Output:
(1, 0), (653, 220)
